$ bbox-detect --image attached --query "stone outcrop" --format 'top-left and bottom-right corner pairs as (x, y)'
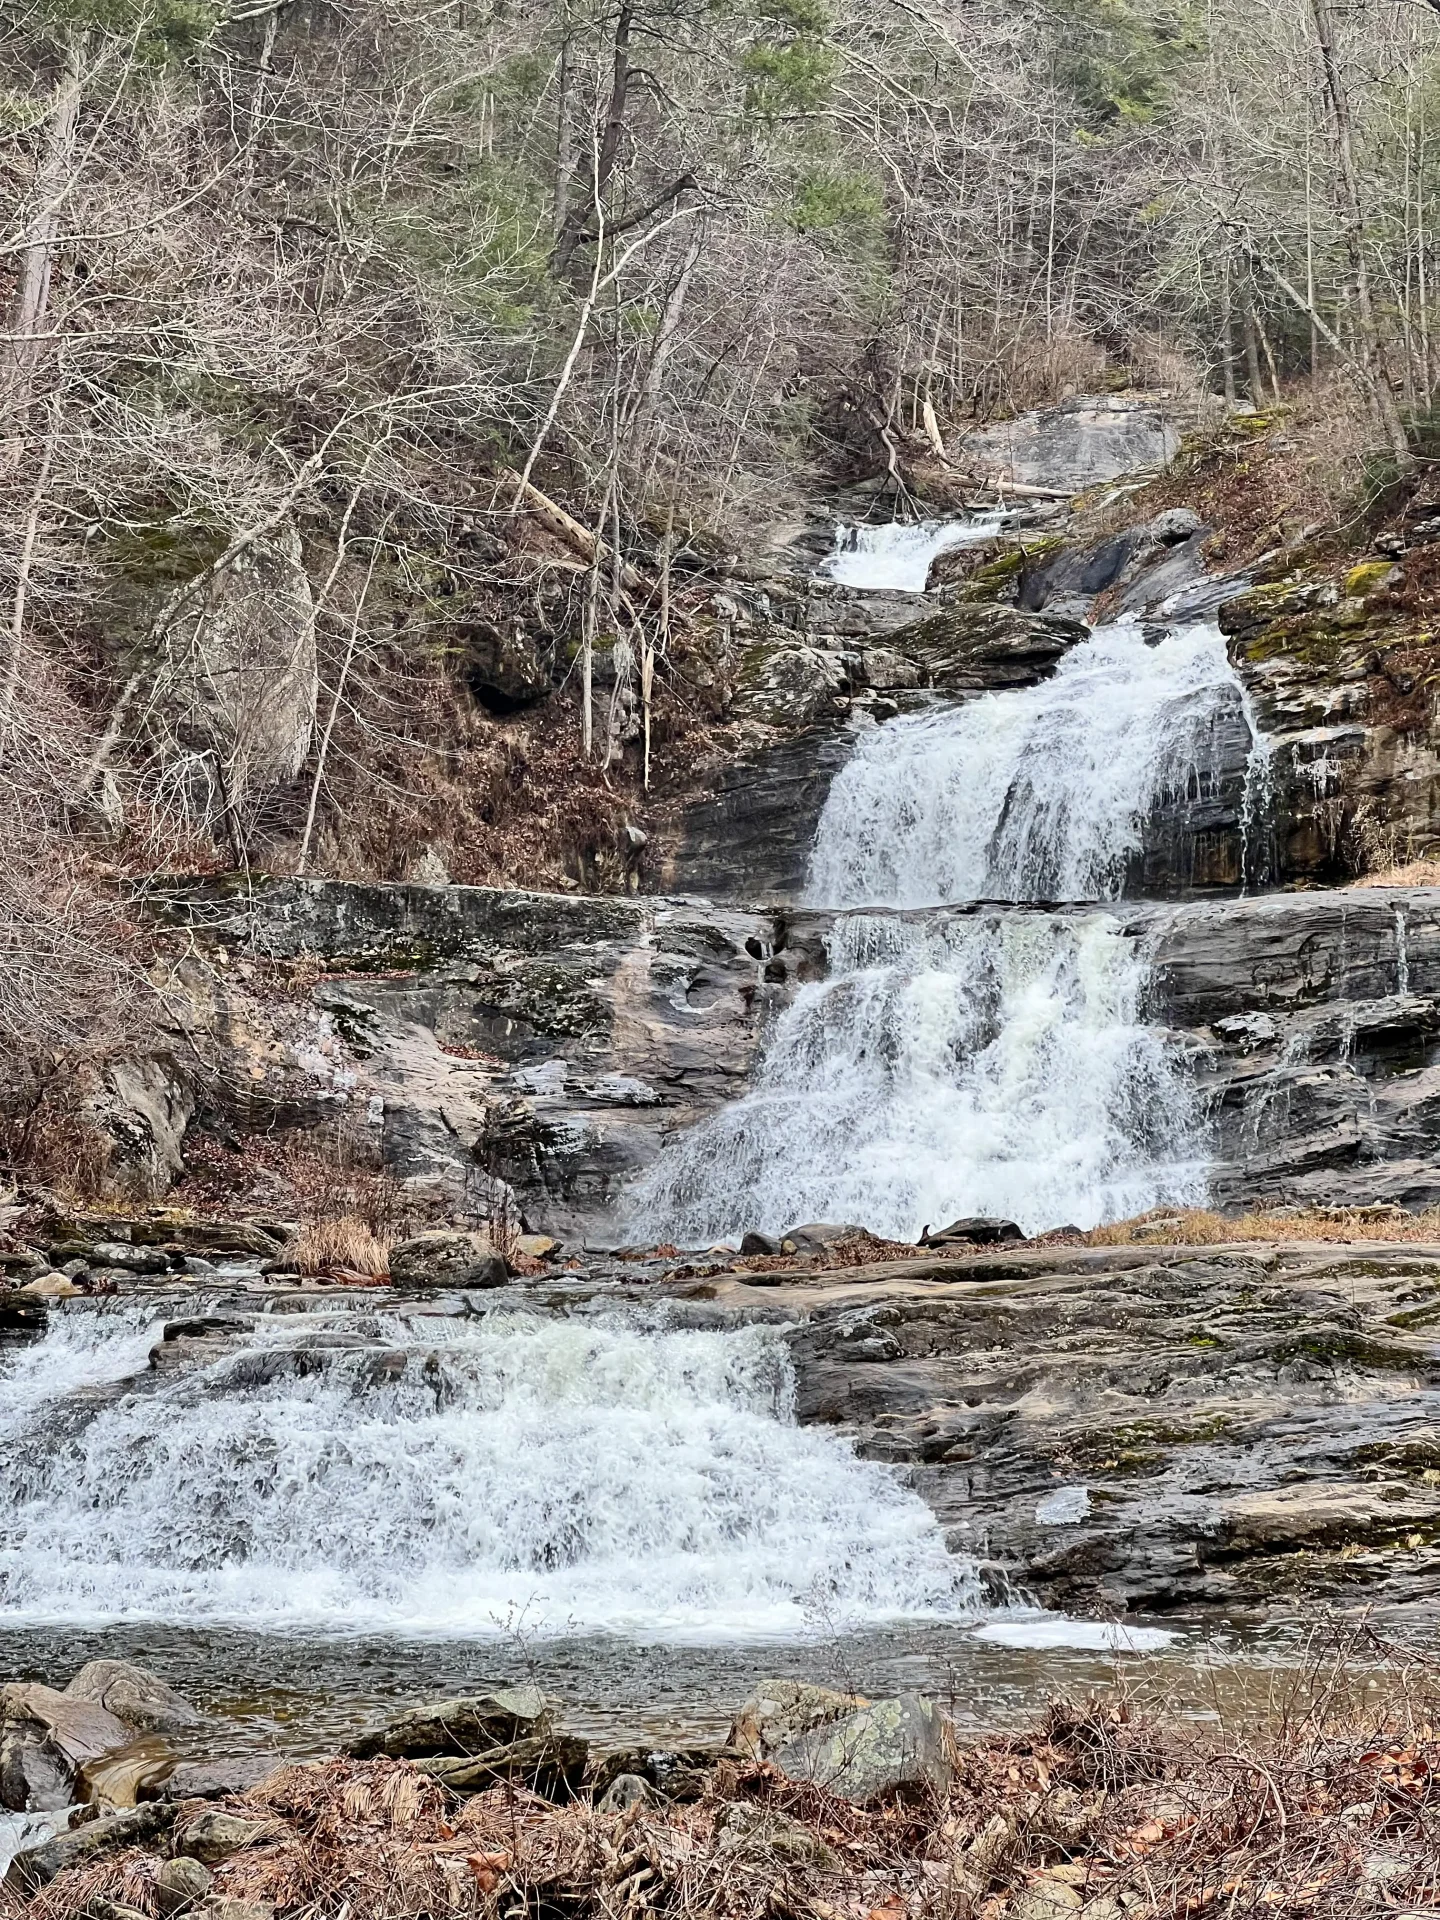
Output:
(950, 395), (1183, 493)
(1220, 569), (1440, 881)
(741, 1237), (1440, 1613)
(154, 880), (1440, 1236)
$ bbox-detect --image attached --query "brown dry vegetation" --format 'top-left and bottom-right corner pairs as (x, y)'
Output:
(1081, 1205), (1440, 1249)
(292, 1215), (391, 1280)
(11, 1632), (1440, 1920)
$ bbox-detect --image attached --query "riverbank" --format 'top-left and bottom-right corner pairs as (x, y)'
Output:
(6, 1629), (1437, 1920)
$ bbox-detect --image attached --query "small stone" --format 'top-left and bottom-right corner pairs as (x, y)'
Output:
(196, 1902), (276, 1920)
(155, 1855), (213, 1915)
(598, 1772), (654, 1812)
(160, 1759), (276, 1802)
(740, 1232), (781, 1256)
(1148, 507), (1203, 545)
(514, 1234), (559, 1259)
(730, 1679), (865, 1761)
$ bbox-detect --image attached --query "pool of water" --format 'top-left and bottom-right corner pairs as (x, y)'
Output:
(0, 1611), (1383, 1767)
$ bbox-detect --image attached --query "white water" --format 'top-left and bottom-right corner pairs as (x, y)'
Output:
(630, 911), (1206, 1242)
(823, 515), (1005, 593)
(0, 1304), (164, 1443)
(629, 609), (1252, 1244)
(808, 618), (1245, 908)
(0, 1308), (981, 1641)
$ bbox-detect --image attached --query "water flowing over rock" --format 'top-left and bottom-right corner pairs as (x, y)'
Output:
(631, 618), (1257, 1244)
(0, 1309), (980, 1638)
(806, 619), (1259, 908)
(627, 912), (1206, 1242)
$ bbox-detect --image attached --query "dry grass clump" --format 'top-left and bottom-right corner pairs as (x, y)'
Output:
(13, 1629), (1440, 1920)
(1084, 1203), (1440, 1247)
(293, 1213), (391, 1278)
(1351, 860), (1440, 889)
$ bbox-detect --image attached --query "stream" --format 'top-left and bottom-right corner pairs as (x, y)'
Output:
(0, 515), (1361, 1791)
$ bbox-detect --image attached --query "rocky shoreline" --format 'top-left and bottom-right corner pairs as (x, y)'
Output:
(6, 1642), (1439, 1920)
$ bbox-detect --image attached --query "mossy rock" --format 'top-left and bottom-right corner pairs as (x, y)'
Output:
(1345, 560), (1400, 598)
(955, 536), (1066, 603)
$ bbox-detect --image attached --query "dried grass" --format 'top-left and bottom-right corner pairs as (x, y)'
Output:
(1080, 1204), (1440, 1248)
(10, 1626), (1440, 1920)
(293, 1213), (391, 1277)
(1350, 860), (1440, 889)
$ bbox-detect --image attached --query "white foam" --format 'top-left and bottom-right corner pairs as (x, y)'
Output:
(822, 516), (1005, 593)
(0, 1304), (163, 1444)
(0, 1311), (982, 1642)
(973, 1616), (1177, 1654)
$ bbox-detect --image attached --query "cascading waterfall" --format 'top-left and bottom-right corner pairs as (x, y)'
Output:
(0, 1307), (980, 1640)
(630, 605), (1258, 1244)
(823, 516), (1006, 594)
(808, 619), (1247, 909)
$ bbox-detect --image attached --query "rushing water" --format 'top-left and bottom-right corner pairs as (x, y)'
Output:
(808, 618), (1247, 909)
(0, 1305), (979, 1641)
(631, 584), (1255, 1243)
(822, 515), (1006, 593)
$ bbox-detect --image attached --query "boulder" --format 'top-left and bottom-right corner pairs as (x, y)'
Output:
(777, 1222), (869, 1256)
(348, 1685), (551, 1760)
(156, 1855), (213, 1916)
(921, 1218), (1024, 1247)
(4, 1801), (174, 1891)
(66, 1659), (203, 1733)
(84, 1244), (172, 1275)
(387, 1231), (508, 1290)
(0, 1683), (132, 1812)
(730, 1679), (865, 1761)
(176, 1810), (274, 1866)
(17, 1273), (81, 1298)
(767, 1692), (956, 1804)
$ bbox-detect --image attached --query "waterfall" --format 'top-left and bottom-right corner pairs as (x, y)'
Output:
(630, 616), (1254, 1244)
(0, 1307), (979, 1640)
(807, 619), (1246, 908)
(822, 515), (1006, 594)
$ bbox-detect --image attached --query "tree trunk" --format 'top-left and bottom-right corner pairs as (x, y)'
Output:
(1, 37), (82, 466)
(1308, 0), (1412, 465)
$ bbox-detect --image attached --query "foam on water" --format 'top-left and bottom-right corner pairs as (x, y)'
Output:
(0, 1303), (164, 1444)
(628, 911), (1206, 1242)
(822, 516), (1005, 593)
(0, 1309), (981, 1641)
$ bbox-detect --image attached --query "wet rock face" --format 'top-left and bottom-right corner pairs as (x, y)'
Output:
(760, 1238), (1440, 1613)
(1220, 575), (1440, 883)
(162, 880), (1440, 1235)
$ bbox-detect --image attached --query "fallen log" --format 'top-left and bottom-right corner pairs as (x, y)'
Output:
(500, 469), (645, 591)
